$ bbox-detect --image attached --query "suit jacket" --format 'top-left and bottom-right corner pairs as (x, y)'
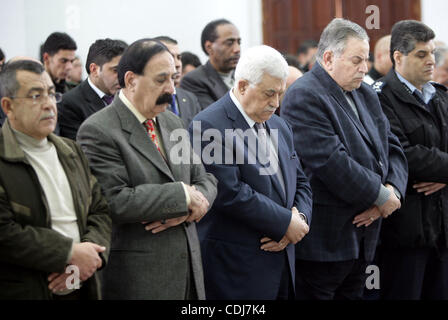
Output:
(281, 63), (408, 262)
(59, 79), (106, 140)
(77, 97), (218, 300)
(174, 87), (202, 129)
(0, 120), (111, 299)
(375, 70), (448, 248)
(180, 60), (230, 110)
(189, 93), (313, 299)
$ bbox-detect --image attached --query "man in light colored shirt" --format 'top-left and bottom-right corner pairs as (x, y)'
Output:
(0, 59), (111, 300)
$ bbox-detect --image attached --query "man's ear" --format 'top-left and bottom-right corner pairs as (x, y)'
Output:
(205, 40), (213, 56)
(124, 71), (137, 91)
(393, 51), (402, 67)
(89, 63), (99, 76)
(237, 79), (249, 95)
(1, 97), (13, 119)
(43, 52), (50, 65)
(322, 51), (333, 71)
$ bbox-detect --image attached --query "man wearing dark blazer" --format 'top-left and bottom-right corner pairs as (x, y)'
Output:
(281, 18), (408, 300)
(59, 39), (127, 140)
(190, 45), (312, 299)
(181, 19), (241, 110)
(374, 20), (448, 300)
(77, 39), (217, 300)
(155, 36), (202, 128)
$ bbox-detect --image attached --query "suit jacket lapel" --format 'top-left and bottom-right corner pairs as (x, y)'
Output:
(205, 61), (229, 98)
(157, 113), (183, 181)
(81, 80), (106, 113)
(351, 90), (379, 154)
(114, 100), (175, 181)
(265, 120), (287, 206)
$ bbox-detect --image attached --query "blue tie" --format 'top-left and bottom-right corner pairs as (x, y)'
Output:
(170, 94), (179, 116)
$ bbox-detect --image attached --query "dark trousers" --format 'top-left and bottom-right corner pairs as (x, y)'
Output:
(295, 258), (368, 300)
(277, 253), (294, 300)
(380, 246), (448, 300)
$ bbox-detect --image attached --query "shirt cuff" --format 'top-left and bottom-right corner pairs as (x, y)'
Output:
(181, 182), (191, 206)
(374, 184), (391, 207)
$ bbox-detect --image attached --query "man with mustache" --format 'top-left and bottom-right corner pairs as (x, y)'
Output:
(189, 45), (312, 299)
(0, 59), (111, 299)
(281, 18), (408, 300)
(373, 20), (448, 299)
(181, 19), (241, 110)
(77, 38), (217, 299)
(58, 39), (127, 140)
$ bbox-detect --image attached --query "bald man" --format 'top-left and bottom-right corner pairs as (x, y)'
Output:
(364, 35), (392, 85)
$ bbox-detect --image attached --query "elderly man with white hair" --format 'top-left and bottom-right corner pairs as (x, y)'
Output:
(189, 45), (312, 299)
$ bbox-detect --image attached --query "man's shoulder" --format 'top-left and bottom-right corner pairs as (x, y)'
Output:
(61, 80), (91, 103)
(181, 64), (209, 82)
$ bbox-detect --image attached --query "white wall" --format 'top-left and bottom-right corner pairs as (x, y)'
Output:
(421, 0), (448, 46)
(0, 0), (262, 78)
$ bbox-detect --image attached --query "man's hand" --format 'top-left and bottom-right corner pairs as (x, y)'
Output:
(144, 215), (188, 233)
(69, 242), (105, 281)
(413, 182), (446, 196)
(260, 236), (290, 252)
(185, 185), (209, 223)
(48, 265), (77, 293)
(378, 185), (401, 218)
(285, 207), (309, 244)
(353, 206), (382, 228)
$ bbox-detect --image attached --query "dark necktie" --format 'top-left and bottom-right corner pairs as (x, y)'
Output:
(170, 94), (179, 116)
(102, 95), (114, 105)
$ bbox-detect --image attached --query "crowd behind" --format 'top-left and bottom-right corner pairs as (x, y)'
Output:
(0, 16), (448, 300)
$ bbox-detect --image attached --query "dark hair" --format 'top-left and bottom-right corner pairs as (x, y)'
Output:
(0, 60), (45, 97)
(181, 51), (202, 69)
(42, 32), (77, 56)
(390, 20), (435, 67)
(201, 19), (232, 55)
(283, 54), (301, 70)
(153, 36), (178, 45)
(85, 38), (127, 74)
(117, 38), (169, 88)
(296, 40), (318, 55)
(0, 48), (5, 61)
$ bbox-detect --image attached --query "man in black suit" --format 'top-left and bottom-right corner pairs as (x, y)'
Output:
(58, 39), (127, 140)
(180, 19), (241, 110)
(374, 20), (448, 300)
(155, 36), (202, 128)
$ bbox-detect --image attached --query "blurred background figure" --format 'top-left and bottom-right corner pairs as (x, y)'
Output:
(181, 51), (202, 77)
(364, 35), (392, 85)
(434, 46), (448, 86)
(296, 39), (318, 73)
(66, 56), (83, 89)
(0, 48), (5, 71)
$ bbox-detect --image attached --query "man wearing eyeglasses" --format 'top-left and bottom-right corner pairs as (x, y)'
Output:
(0, 60), (111, 300)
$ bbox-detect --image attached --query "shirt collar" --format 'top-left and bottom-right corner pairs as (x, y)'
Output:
(229, 88), (257, 129)
(395, 70), (436, 104)
(119, 90), (152, 123)
(88, 77), (107, 99)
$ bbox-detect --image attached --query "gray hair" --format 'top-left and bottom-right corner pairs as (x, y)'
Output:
(234, 45), (288, 86)
(0, 60), (45, 97)
(316, 18), (369, 63)
(435, 46), (448, 67)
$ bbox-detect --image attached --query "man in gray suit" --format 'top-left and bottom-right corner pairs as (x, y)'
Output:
(180, 19), (241, 110)
(155, 36), (202, 128)
(77, 38), (218, 300)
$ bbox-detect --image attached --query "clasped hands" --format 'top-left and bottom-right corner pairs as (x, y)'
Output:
(48, 242), (105, 293)
(260, 207), (309, 252)
(143, 184), (209, 234)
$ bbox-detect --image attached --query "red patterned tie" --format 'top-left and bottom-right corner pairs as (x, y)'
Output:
(144, 119), (162, 154)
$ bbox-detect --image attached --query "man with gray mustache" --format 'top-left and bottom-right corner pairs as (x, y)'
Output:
(0, 59), (111, 299)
